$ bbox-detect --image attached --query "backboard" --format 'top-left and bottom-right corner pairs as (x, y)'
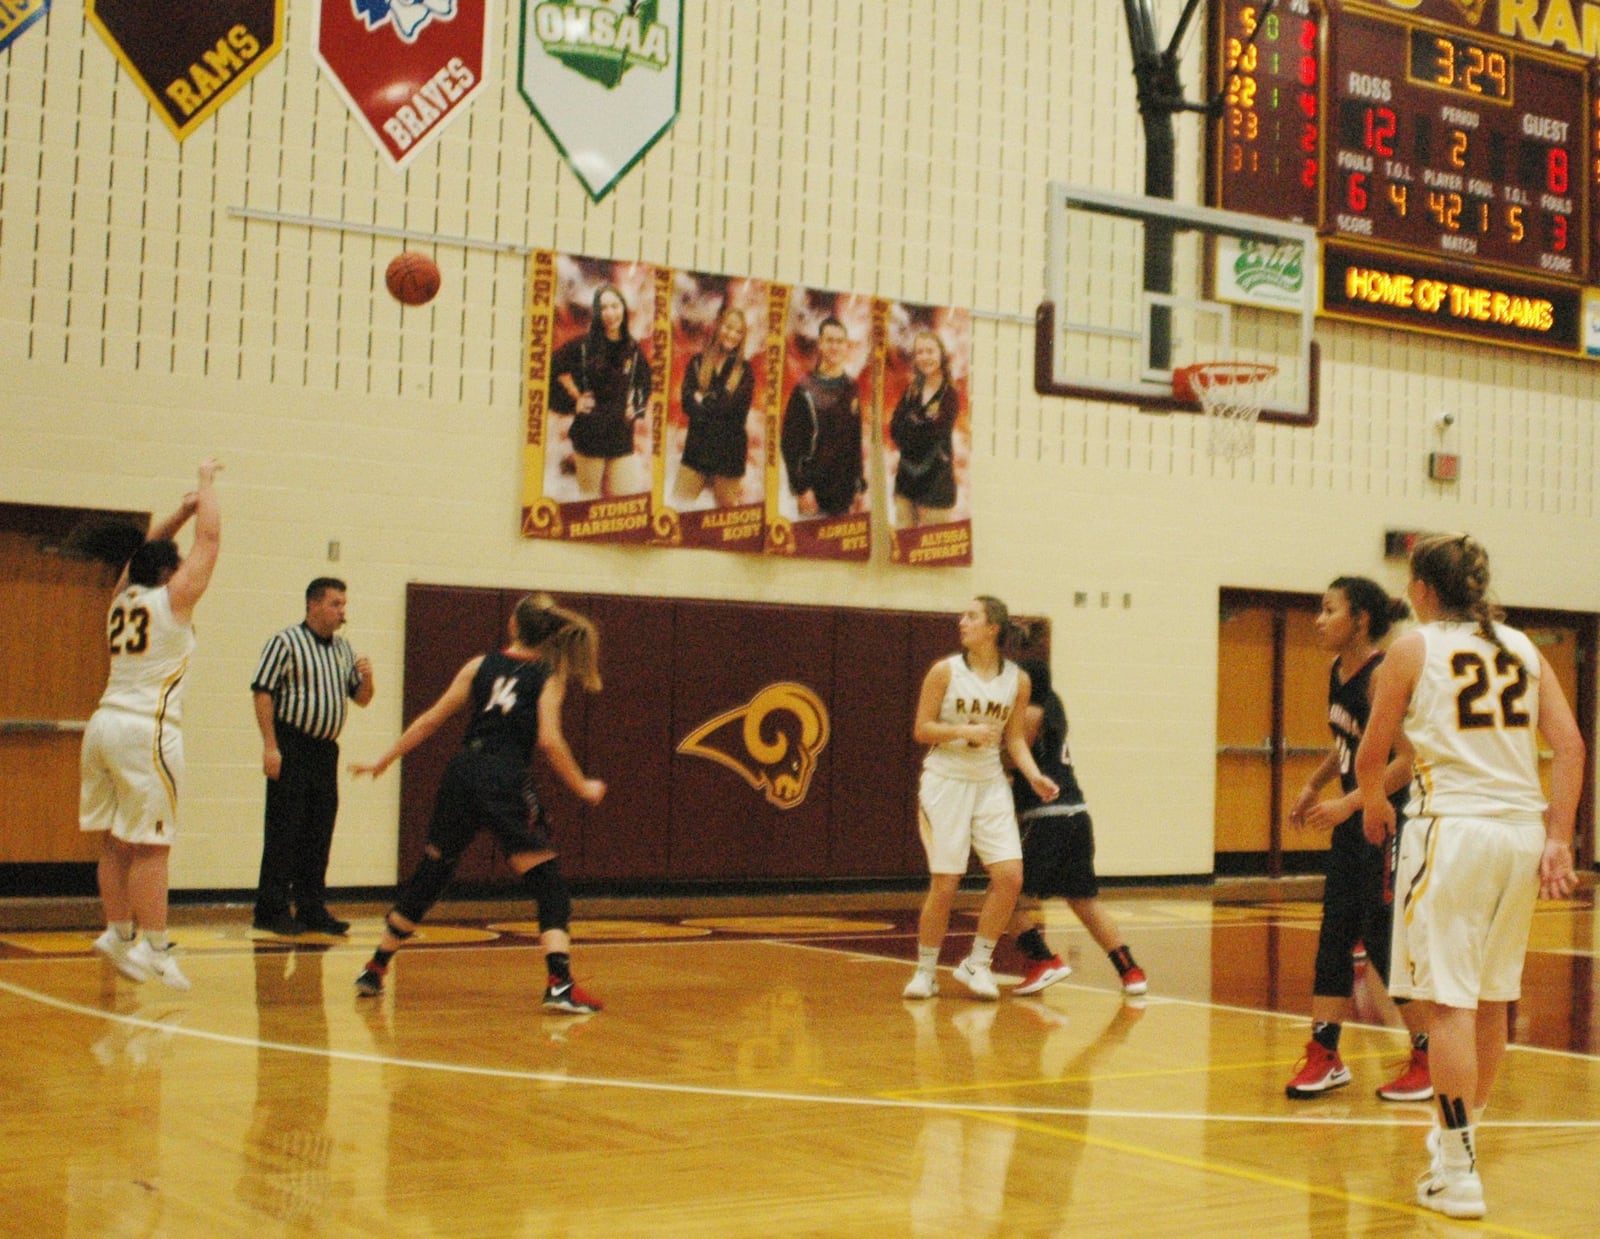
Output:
(1037, 183), (1319, 424)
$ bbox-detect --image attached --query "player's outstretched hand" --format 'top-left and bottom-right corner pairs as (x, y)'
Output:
(576, 778), (606, 805)
(350, 755), (394, 779)
(1029, 773), (1060, 803)
(198, 458), (224, 484)
(1539, 839), (1577, 900)
(1362, 799), (1396, 848)
(1303, 796), (1352, 832)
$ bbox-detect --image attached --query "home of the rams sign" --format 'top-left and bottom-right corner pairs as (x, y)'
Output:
(518, 0), (682, 201)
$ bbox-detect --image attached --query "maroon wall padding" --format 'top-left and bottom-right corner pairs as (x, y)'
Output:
(398, 586), (1047, 889)
(668, 601), (834, 879)
(568, 593), (675, 879)
(828, 609), (918, 875)
(399, 586), (508, 883)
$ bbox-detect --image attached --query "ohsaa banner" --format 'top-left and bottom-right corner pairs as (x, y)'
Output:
(517, 0), (683, 201)
(1, 0), (50, 55)
(521, 249), (670, 544)
(87, 0), (284, 141)
(314, 0), (492, 171)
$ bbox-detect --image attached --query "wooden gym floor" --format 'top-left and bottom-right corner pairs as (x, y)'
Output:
(1, 886), (1596, 1237)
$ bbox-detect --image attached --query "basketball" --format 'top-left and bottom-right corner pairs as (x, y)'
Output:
(385, 251), (441, 307)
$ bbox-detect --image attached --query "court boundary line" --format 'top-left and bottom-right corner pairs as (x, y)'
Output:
(3, 972), (1598, 1132)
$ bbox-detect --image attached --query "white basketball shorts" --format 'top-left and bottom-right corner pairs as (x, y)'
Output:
(1389, 813), (1544, 1009)
(917, 769), (1022, 872)
(79, 708), (182, 846)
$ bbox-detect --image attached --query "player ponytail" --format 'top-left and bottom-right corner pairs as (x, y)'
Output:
(1409, 533), (1518, 669)
(1019, 658), (1067, 743)
(512, 593), (603, 691)
(1328, 575), (1410, 641)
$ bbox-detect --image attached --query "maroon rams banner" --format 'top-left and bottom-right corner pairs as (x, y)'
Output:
(87, 0), (283, 140)
(880, 301), (973, 567)
(313, 0), (492, 171)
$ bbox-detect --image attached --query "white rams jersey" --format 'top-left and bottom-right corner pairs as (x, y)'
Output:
(1405, 620), (1545, 822)
(922, 653), (1019, 782)
(96, 584), (195, 723)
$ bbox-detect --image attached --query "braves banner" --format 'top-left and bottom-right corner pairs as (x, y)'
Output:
(656, 271), (773, 553)
(1, 0), (49, 54)
(517, 0), (682, 201)
(521, 249), (670, 543)
(766, 287), (873, 562)
(314, 0), (492, 171)
(87, 0), (283, 140)
(880, 301), (974, 567)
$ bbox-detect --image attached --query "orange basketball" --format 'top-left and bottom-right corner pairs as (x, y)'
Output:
(385, 251), (441, 307)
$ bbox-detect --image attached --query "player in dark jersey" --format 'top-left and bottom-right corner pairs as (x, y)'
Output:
(349, 594), (607, 1013)
(1284, 576), (1430, 1100)
(1003, 659), (1147, 998)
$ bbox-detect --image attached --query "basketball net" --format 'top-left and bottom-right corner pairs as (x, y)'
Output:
(1175, 362), (1277, 460)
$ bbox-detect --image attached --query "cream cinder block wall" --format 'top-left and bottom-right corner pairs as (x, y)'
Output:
(2, 2), (1595, 890)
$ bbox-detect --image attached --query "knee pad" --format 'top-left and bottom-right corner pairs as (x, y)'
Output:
(521, 859), (571, 934)
(394, 852), (457, 924)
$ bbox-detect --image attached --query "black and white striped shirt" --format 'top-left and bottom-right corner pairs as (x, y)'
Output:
(251, 623), (362, 742)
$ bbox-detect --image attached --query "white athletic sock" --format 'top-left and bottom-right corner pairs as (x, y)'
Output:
(1441, 1124), (1477, 1171)
(968, 935), (996, 967)
(144, 929), (170, 951)
(916, 946), (940, 972)
(110, 921), (135, 941)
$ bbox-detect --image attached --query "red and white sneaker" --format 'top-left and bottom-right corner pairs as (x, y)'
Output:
(1377, 1047), (1433, 1102)
(1120, 965), (1148, 996)
(1285, 1040), (1352, 1098)
(544, 977), (603, 1014)
(1014, 956), (1072, 996)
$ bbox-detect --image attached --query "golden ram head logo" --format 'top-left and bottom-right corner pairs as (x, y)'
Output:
(676, 682), (830, 809)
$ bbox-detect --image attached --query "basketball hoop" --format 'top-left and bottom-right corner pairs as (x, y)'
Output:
(1174, 362), (1278, 460)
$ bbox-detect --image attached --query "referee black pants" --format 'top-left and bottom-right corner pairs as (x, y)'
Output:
(255, 722), (341, 922)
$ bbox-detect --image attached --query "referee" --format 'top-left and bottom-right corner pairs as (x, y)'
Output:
(251, 578), (374, 936)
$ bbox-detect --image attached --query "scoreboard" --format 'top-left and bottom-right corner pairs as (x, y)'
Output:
(1209, 0), (1600, 356)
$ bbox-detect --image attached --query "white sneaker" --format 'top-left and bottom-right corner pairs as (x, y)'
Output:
(952, 956), (999, 1001)
(1416, 1163), (1485, 1219)
(127, 939), (192, 992)
(902, 970), (940, 999)
(93, 928), (151, 982)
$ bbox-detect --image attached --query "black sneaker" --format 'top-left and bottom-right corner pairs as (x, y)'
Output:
(543, 976), (603, 1014)
(355, 965), (386, 997)
(299, 913), (351, 936)
(252, 912), (305, 936)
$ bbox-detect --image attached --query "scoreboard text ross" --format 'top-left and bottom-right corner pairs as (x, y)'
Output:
(1209, 0), (1598, 355)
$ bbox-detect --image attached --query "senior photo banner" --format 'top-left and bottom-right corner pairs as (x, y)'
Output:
(1, 0), (49, 54)
(765, 287), (873, 563)
(656, 271), (774, 553)
(517, 0), (682, 201)
(521, 249), (669, 543)
(87, 0), (283, 140)
(880, 301), (973, 567)
(314, 0), (493, 171)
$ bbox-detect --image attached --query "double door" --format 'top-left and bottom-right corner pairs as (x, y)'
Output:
(1, 503), (143, 869)
(1215, 588), (1595, 875)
